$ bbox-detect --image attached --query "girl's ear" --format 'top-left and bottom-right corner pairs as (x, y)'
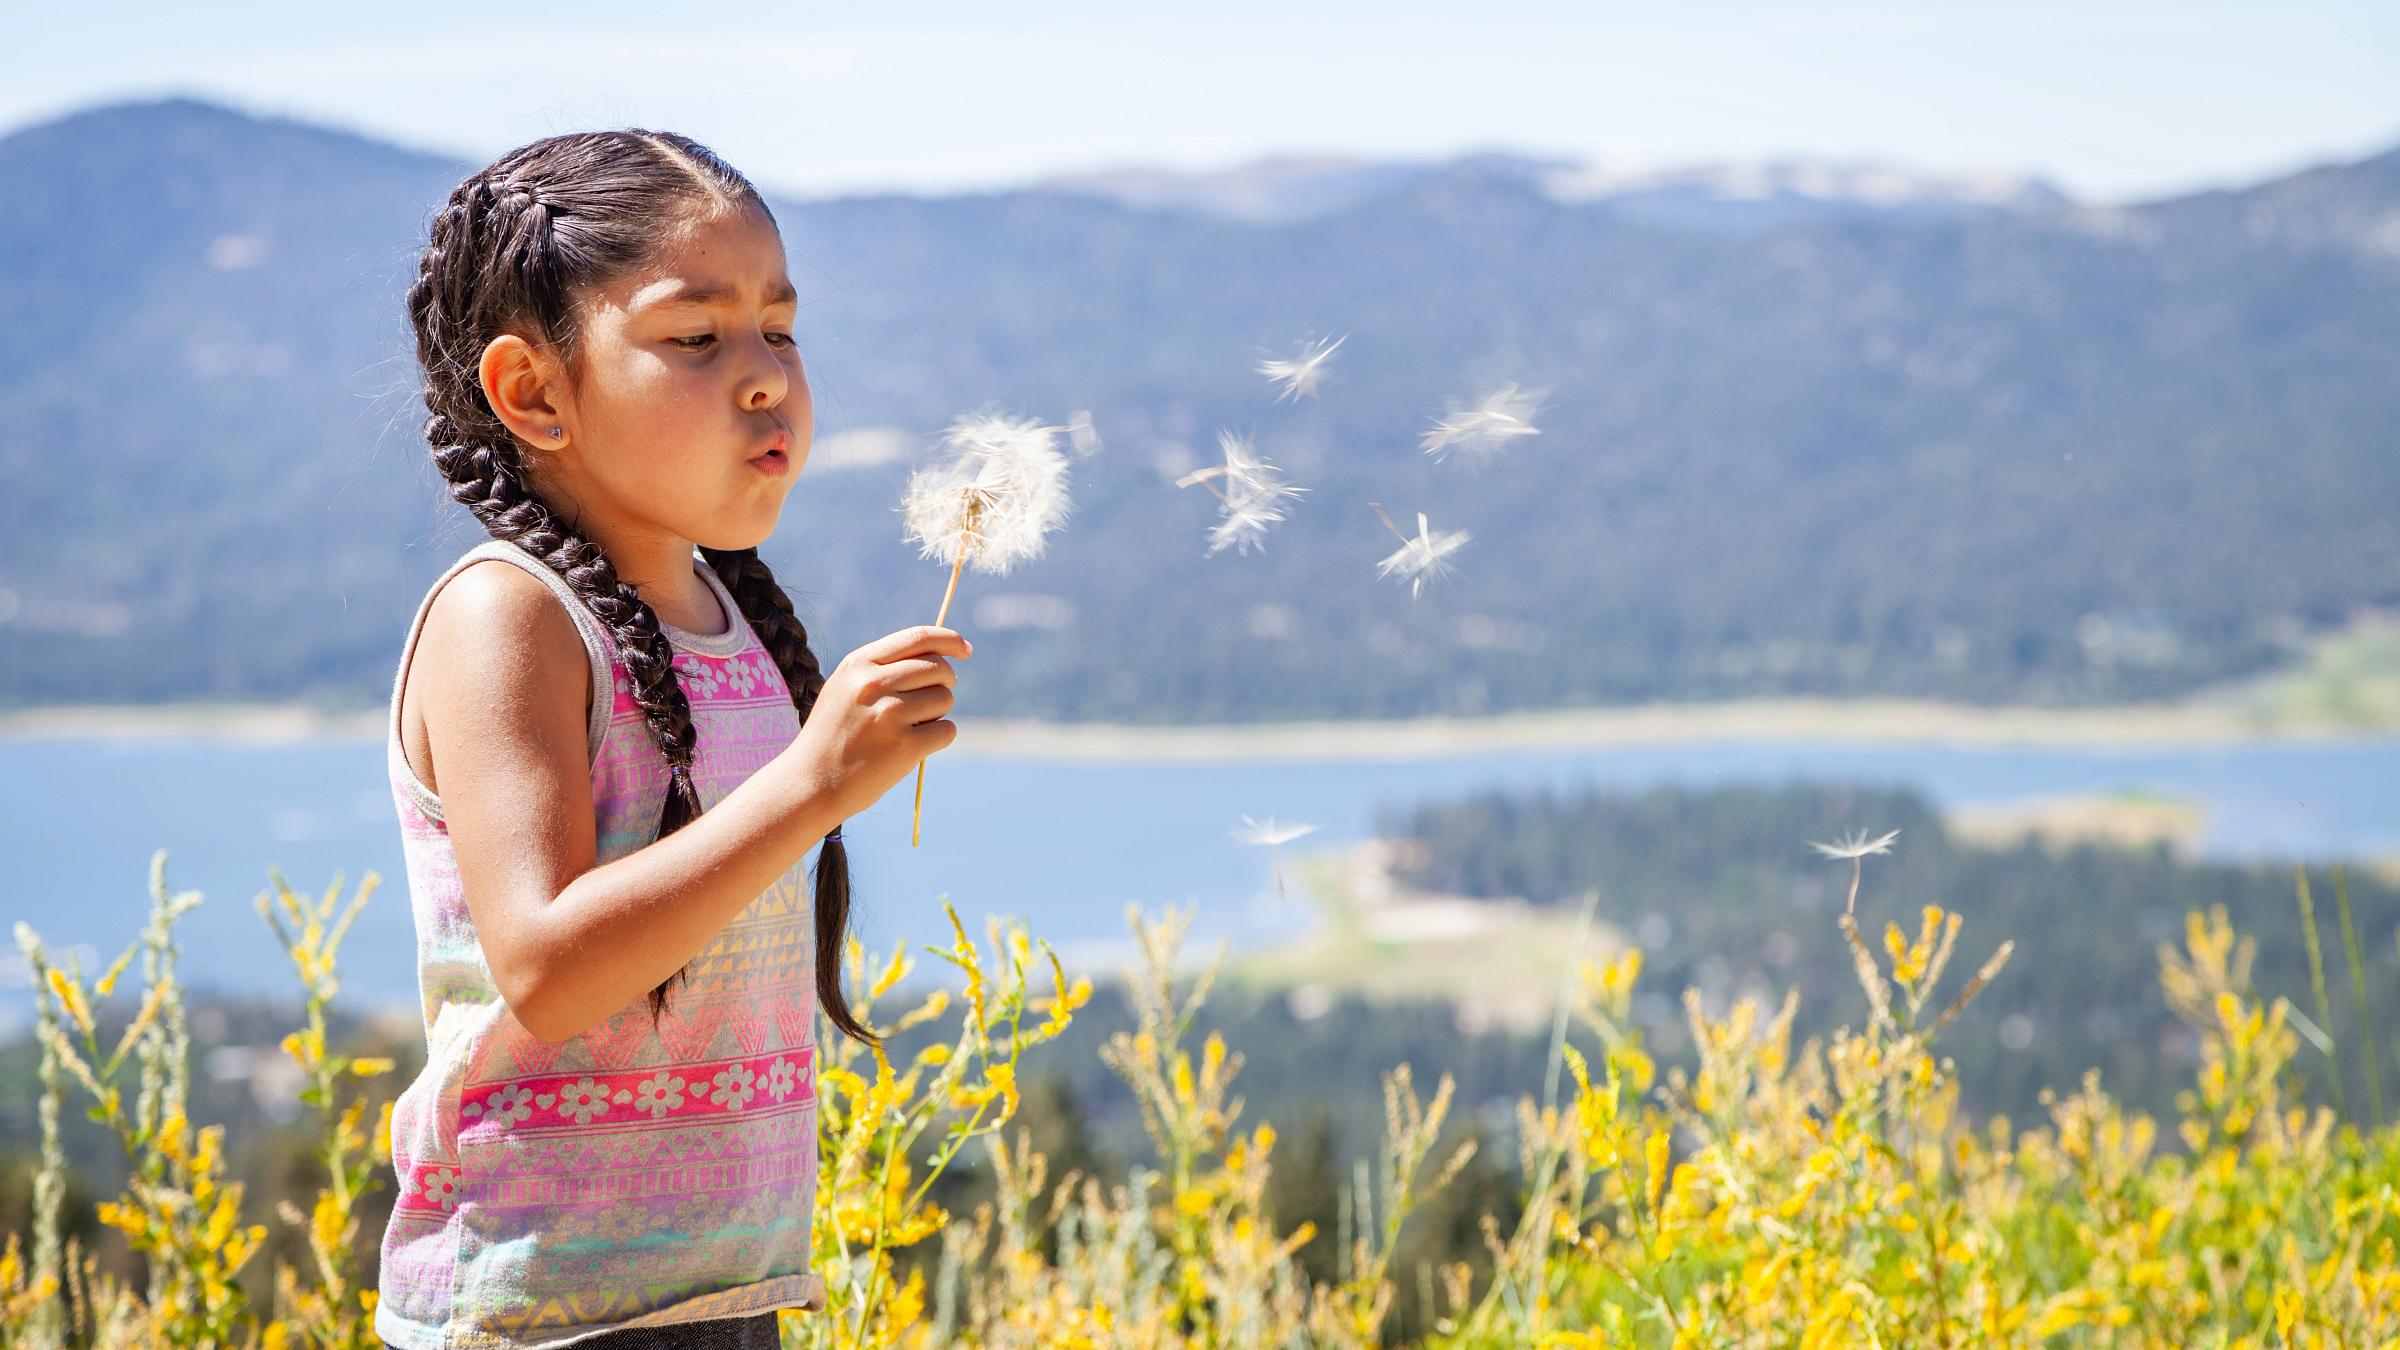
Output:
(478, 332), (572, 447)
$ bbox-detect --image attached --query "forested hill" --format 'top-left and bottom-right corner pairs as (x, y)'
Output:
(1378, 781), (2400, 1124)
(3, 98), (2396, 721)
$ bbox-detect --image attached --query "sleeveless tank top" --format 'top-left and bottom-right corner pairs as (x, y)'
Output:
(375, 537), (827, 1350)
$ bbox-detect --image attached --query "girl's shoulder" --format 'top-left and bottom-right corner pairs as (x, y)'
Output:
(420, 549), (603, 703)
(393, 541), (611, 816)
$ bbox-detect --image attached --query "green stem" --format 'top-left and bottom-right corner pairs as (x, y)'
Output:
(850, 1116), (902, 1349)
(2295, 868), (2348, 1118)
(903, 1091), (994, 1218)
(2332, 865), (2384, 1128)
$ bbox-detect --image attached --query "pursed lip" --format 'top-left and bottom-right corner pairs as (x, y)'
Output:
(749, 423), (792, 461)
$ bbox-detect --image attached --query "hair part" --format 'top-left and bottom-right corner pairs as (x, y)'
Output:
(406, 128), (876, 1048)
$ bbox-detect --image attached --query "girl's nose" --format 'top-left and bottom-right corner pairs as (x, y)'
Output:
(738, 338), (789, 409)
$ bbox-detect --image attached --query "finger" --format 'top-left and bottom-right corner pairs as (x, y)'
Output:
(914, 718), (959, 753)
(871, 685), (954, 722)
(864, 625), (972, 664)
(875, 655), (955, 693)
(896, 685), (955, 722)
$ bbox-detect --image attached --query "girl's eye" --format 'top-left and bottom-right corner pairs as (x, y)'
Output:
(671, 333), (796, 351)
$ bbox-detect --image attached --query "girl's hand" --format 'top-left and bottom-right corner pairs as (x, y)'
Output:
(790, 624), (971, 820)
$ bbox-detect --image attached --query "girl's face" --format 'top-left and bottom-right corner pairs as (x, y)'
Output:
(542, 202), (813, 555)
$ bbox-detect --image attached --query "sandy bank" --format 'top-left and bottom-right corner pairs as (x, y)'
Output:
(0, 694), (2388, 758)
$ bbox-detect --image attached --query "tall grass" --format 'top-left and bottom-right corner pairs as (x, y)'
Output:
(5, 840), (2399, 1347)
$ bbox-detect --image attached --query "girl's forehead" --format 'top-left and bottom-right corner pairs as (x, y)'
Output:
(599, 212), (795, 316)
(618, 270), (800, 314)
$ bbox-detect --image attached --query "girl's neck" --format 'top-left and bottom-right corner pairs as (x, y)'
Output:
(559, 512), (728, 640)
(626, 548), (729, 639)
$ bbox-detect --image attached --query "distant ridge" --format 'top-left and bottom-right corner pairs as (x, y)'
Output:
(1, 97), (2394, 722)
(1033, 148), (2076, 230)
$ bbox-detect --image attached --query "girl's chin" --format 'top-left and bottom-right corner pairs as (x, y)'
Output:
(703, 504), (787, 554)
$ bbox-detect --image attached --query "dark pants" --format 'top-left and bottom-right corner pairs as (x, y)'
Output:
(572, 1311), (783, 1348)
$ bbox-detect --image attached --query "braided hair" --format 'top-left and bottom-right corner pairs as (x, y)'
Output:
(404, 129), (875, 1048)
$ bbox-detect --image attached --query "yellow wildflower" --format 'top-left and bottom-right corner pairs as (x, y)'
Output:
(1644, 1130), (1670, 1215)
(46, 968), (92, 1036)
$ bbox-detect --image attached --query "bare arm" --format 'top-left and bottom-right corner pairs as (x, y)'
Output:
(412, 562), (959, 1041)
(516, 752), (842, 1040)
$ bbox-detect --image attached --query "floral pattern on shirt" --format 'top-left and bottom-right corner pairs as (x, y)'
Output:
(464, 1082), (537, 1126)
(764, 1056), (800, 1102)
(418, 1166), (461, 1211)
(633, 1071), (687, 1120)
(555, 1076), (612, 1125)
(710, 1063), (757, 1111)
(670, 652), (730, 697)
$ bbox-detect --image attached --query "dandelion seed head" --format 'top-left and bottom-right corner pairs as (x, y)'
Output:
(1809, 828), (1901, 861)
(1256, 334), (1346, 402)
(1233, 815), (1321, 847)
(900, 410), (1074, 575)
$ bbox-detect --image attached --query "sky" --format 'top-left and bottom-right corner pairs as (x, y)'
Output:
(5, 1), (2396, 204)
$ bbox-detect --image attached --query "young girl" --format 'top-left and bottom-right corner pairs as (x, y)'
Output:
(377, 129), (969, 1349)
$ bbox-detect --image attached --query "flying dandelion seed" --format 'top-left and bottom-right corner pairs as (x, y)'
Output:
(1256, 334), (1346, 402)
(1065, 409), (1103, 458)
(1175, 430), (1309, 556)
(1234, 815), (1321, 900)
(1234, 815), (1321, 847)
(1420, 381), (1545, 468)
(1809, 827), (1900, 917)
(1369, 501), (1471, 599)
(1809, 828), (1901, 861)
(898, 409), (1075, 846)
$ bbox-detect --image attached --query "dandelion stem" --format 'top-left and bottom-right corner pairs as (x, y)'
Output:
(932, 533), (969, 631)
(912, 502), (977, 850)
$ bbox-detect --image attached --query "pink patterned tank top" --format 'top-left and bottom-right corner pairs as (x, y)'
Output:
(376, 537), (827, 1349)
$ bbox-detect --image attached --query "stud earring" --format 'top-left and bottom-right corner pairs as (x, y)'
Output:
(550, 426), (564, 440)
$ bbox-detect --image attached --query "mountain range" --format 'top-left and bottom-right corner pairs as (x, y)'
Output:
(1, 97), (2395, 721)
(1032, 150), (2074, 229)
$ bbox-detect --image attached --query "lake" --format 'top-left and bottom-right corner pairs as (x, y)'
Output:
(3, 728), (2396, 1027)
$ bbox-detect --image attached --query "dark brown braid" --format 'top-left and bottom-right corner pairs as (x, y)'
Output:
(700, 546), (865, 1047)
(404, 129), (876, 1047)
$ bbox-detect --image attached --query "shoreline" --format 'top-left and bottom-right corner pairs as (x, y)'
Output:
(1, 695), (2392, 759)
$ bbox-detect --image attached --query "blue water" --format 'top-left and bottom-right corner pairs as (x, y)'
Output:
(3, 729), (2395, 1025)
